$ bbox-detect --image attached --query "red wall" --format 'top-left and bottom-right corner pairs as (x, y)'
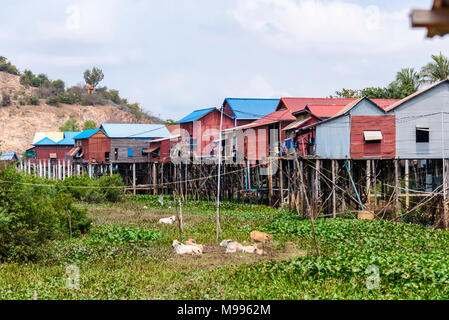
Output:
(181, 110), (234, 157)
(81, 131), (111, 163)
(148, 138), (180, 163)
(33, 145), (74, 162)
(350, 116), (396, 159)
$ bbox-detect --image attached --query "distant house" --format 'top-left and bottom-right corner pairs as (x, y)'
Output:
(304, 98), (396, 159)
(73, 129), (110, 164)
(177, 108), (234, 158)
(223, 108), (296, 161)
(99, 124), (171, 163)
(385, 80), (449, 159)
(26, 132), (80, 163)
(0, 152), (19, 166)
(279, 97), (399, 157)
(222, 98), (280, 127)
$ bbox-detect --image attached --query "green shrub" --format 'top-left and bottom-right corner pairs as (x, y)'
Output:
(90, 225), (161, 243)
(61, 174), (124, 203)
(98, 174), (125, 202)
(0, 168), (91, 262)
(28, 95), (40, 105)
(20, 70), (49, 88)
(1, 93), (11, 106)
(46, 95), (60, 107)
(0, 56), (19, 75)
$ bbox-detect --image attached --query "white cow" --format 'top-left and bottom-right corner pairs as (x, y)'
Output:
(158, 216), (176, 225)
(220, 239), (243, 253)
(172, 240), (202, 255)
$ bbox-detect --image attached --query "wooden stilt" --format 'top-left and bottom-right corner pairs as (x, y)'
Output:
(332, 159), (336, 218)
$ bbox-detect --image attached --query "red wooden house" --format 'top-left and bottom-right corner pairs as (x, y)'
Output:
(177, 107), (234, 158)
(72, 129), (111, 164)
(26, 132), (80, 164)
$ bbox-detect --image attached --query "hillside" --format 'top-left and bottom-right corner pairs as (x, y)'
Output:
(0, 72), (160, 154)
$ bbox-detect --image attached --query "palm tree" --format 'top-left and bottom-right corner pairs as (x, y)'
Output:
(420, 52), (449, 84)
(396, 68), (422, 92)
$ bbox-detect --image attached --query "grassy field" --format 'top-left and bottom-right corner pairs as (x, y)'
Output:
(1, 195), (449, 300)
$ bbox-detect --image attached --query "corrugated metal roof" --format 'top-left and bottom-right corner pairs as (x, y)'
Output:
(100, 123), (171, 139)
(73, 129), (100, 140)
(226, 109), (295, 130)
(224, 98), (280, 119)
(0, 152), (18, 161)
(177, 108), (216, 123)
(283, 117), (313, 131)
(283, 98), (398, 116)
(33, 137), (58, 146)
(57, 132), (81, 145)
(32, 132), (64, 145)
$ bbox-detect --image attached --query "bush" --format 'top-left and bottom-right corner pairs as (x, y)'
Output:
(98, 174), (125, 202)
(61, 174), (125, 203)
(59, 118), (80, 132)
(80, 92), (106, 106)
(1, 93), (11, 106)
(46, 95), (60, 107)
(0, 56), (19, 75)
(20, 70), (49, 88)
(0, 168), (91, 262)
(83, 120), (97, 130)
(28, 95), (40, 106)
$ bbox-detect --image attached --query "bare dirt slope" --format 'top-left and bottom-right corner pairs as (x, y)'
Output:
(0, 72), (157, 154)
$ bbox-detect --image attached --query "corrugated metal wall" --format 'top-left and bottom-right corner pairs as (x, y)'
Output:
(389, 82), (449, 159)
(316, 115), (351, 159)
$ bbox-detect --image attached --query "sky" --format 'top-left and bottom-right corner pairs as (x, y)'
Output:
(0, 0), (446, 121)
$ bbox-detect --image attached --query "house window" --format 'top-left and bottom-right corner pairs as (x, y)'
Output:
(190, 136), (197, 152)
(142, 148), (147, 156)
(105, 152), (110, 162)
(416, 127), (430, 143)
(364, 131), (383, 143)
(114, 148), (118, 161)
(128, 148), (133, 157)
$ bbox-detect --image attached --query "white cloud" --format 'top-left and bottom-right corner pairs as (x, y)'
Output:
(232, 0), (443, 55)
(36, 0), (120, 43)
(223, 74), (291, 98)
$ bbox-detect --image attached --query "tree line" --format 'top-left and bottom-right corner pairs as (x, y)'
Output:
(331, 52), (449, 99)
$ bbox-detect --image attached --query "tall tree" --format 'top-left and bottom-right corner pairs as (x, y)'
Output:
(59, 119), (80, 132)
(83, 120), (97, 130)
(396, 68), (422, 92)
(83, 67), (104, 89)
(420, 52), (449, 84)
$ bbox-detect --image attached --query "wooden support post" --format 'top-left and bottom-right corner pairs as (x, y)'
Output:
(395, 159), (400, 214)
(405, 159), (410, 209)
(89, 162), (92, 178)
(444, 159), (449, 230)
(314, 159), (320, 219)
(366, 160), (371, 207)
(268, 158), (273, 206)
(279, 159), (284, 208)
(132, 163), (136, 195)
(48, 160), (51, 179)
(332, 159), (336, 218)
(110, 162), (113, 175)
(373, 160), (377, 210)
(153, 163), (157, 195)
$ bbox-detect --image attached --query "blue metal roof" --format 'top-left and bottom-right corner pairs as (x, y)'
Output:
(57, 132), (80, 145)
(224, 98), (280, 120)
(177, 108), (216, 123)
(73, 129), (101, 140)
(100, 124), (171, 139)
(33, 137), (58, 146)
(0, 152), (18, 161)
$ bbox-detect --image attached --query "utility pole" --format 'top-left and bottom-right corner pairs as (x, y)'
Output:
(216, 106), (224, 241)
